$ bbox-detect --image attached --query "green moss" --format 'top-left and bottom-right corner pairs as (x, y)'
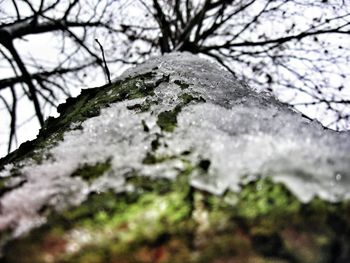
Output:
(155, 92), (205, 133)
(127, 97), (158, 113)
(126, 176), (174, 194)
(0, 177), (7, 195)
(0, 73), (168, 169)
(2, 174), (350, 263)
(156, 106), (181, 132)
(142, 152), (176, 165)
(43, 72), (165, 139)
(71, 160), (111, 182)
(235, 178), (301, 220)
(142, 152), (164, 164)
(174, 80), (190, 89)
(141, 135), (183, 164)
(179, 93), (206, 104)
(227, 178), (350, 262)
(2, 171), (194, 263)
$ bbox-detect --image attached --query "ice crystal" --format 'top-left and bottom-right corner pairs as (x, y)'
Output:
(0, 52), (349, 236)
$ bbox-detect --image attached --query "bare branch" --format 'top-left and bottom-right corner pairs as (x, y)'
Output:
(95, 39), (111, 84)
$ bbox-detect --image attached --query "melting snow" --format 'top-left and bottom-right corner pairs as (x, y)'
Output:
(1, 52), (350, 236)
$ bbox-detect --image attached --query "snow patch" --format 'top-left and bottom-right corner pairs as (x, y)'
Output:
(1, 52), (350, 236)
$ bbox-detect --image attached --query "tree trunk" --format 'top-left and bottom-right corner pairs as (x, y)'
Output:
(0, 52), (350, 262)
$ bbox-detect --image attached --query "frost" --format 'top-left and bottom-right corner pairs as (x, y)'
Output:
(1, 52), (350, 236)
(0, 99), (154, 236)
(171, 103), (350, 202)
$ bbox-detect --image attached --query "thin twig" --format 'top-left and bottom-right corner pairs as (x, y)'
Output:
(95, 39), (111, 84)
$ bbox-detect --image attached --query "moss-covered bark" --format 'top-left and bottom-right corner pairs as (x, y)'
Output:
(3, 173), (350, 263)
(0, 72), (167, 168)
(1, 53), (350, 262)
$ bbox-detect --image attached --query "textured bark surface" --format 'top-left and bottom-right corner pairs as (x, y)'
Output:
(0, 53), (350, 262)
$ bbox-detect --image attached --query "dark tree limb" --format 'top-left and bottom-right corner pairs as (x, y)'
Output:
(3, 40), (44, 126)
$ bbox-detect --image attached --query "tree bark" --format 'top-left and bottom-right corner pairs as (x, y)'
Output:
(0, 52), (350, 262)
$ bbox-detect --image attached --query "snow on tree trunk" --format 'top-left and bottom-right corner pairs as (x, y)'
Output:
(0, 52), (350, 262)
